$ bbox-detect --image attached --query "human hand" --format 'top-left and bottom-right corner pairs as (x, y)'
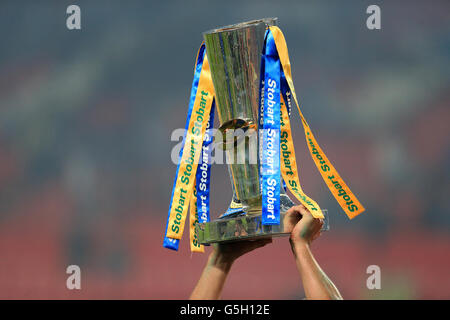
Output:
(283, 205), (324, 247)
(191, 238), (272, 300)
(208, 238), (272, 270)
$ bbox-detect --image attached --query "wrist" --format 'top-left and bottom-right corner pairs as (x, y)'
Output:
(289, 237), (311, 257)
(289, 236), (310, 249)
(208, 250), (234, 272)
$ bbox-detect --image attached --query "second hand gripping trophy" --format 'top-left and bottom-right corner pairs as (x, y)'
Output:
(163, 18), (365, 251)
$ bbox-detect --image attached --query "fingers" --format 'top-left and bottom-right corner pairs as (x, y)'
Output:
(287, 204), (312, 218)
(316, 219), (324, 230)
(286, 204), (303, 214)
(285, 205), (303, 221)
(312, 231), (321, 241)
(241, 238), (272, 249)
(240, 238), (272, 253)
(297, 205), (313, 219)
(284, 206), (301, 221)
(310, 220), (324, 241)
(316, 219), (324, 229)
(312, 219), (323, 232)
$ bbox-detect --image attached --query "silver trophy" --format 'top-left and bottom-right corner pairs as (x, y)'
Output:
(196, 18), (328, 244)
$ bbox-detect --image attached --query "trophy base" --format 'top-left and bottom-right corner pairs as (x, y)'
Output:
(197, 209), (329, 245)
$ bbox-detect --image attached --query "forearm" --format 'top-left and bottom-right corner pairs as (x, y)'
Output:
(291, 241), (342, 300)
(189, 251), (233, 300)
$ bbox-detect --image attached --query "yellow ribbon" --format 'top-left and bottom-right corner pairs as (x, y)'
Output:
(189, 182), (204, 252)
(280, 96), (324, 218)
(166, 54), (215, 239)
(271, 26), (365, 219)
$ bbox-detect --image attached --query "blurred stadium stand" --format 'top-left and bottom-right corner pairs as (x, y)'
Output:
(0, 0), (449, 299)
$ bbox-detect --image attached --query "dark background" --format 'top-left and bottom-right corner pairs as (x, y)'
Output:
(0, 0), (449, 299)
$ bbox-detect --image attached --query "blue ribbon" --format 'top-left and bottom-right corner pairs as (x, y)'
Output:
(258, 32), (267, 195)
(261, 29), (281, 225)
(196, 102), (215, 225)
(163, 44), (206, 250)
(280, 70), (292, 117)
(222, 206), (244, 217)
